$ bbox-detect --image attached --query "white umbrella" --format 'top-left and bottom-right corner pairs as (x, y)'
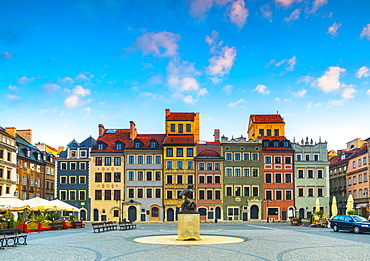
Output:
(0, 194), (34, 211)
(24, 197), (55, 211)
(346, 194), (354, 214)
(331, 196), (338, 218)
(50, 200), (80, 212)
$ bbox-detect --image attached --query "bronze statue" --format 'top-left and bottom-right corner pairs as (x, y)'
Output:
(179, 184), (198, 214)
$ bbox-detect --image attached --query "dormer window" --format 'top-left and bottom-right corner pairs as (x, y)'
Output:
(97, 143), (105, 150)
(26, 150), (30, 157)
(134, 141), (141, 149)
(150, 140), (157, 149)
(263, 141), (269, 147)
(115, 142), (124, 150)
(71, 151), (77, 158)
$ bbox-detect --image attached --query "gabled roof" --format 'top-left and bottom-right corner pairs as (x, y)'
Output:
(80, 136), (97, 148)
(125, 134), (166, 149)
(329, 146), (367, 165)
(92, 129), (131, 152)
(197, 150), (221, 157)
(164, 135), (195, 145)
(166, 112), (195, 121)
(250, 114), (285, 124)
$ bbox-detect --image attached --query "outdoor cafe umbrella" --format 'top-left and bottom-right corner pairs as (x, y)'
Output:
(331, 196), (338, 218)
(346, 194), (354, 214)
(0, 194), (34, 211)
(24, 197), (55, 211)
(50, 200), (80, 212)
(315, 198), (320, 220)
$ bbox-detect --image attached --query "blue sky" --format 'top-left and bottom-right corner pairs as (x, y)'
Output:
(1, 0), (370, 151)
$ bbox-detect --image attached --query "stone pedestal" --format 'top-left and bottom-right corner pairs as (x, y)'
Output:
(177, 213), (200, 241)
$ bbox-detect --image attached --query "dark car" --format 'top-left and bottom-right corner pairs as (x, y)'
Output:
(331, 215), (370, 234)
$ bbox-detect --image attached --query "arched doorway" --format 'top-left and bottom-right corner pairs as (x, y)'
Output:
(80, 209), (87, 221)
(128, 206), (137, 222)
(167, 208), (174, 221)
(93, 209), (99, 221)
(198, 207), (207, 221)
(215, 207), (221, 219)
(299, 208), (305, 219)
(250, 205), (259, 219)
(150, 206), (160, 221)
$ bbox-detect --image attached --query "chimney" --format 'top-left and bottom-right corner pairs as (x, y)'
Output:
(98, 124), (105, 137)
(214, 129), (220, 142)
(130, 121), (137, 140)
(17, 129), (33, 144)
(165, 109), (171, 118)
(58, 146), (65, 153)
(5, 127), (16, 137)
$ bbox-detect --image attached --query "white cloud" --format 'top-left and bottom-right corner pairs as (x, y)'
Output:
(360, 24), (370, 40)
(207, 46), (237, 77)
(356, 66), (370, 78)
(8, 85), (19, 91)
(275, 0), (296, 7)
(64, 85), (91, 109)
(223, 84), (233, 95)
(167, 59), (200, 92)
(310, 0), (328, 13)
(275, 97), (280, 102)
(327, 99), (345, 108)
(131, 31), (181, 57)
(275, 55), (297, 72)
(172, 93), (197, 104)
(284, 9), (301, 23)
(39, 108), (57, 115)
(138, 92), (164, 105)
(260, 4), (272, 21)
(6, 94), (19, 100)
(18, 76), (39, 85)
(227, 98), (246, 107)
(1, 51), (13, 59)
(43, 83), (61, 94)
(75, 72), (92, 82)
(298, 76), (315, 85)
(327, 22), (341, 37)
(254, 84), (270, 95)
(197, 88), (208, 96)
(308, 101), (322, 109)
(228, 0), (248, 29)
(291, 89), (306, 98)
(367, 89), (370, 96)
(59, 77), (74, 84)
(315, 66), (346, 93)
(341, 85), (356, 99)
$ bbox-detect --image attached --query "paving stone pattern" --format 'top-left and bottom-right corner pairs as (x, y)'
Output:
(1, 223), (369, 260)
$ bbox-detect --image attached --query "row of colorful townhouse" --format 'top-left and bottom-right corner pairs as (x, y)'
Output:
(329, 138), (370, 218)
(56, 109), (330, 222)
(0, 127), (57, 201)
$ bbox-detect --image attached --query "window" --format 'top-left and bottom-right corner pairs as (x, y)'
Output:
(363, 157), (367, 165)
(80, 151), (86, 158)
(80, 162), (86, 170)
(177, 161), (183, 169)
(176, 148), (183, 157)
(275, 191), (282, 200)
(186, 124), (191, 132)
(147, 189), (152, 198)
(36, 179), (40, 188)
(317, 169), (323, 179)
(150, 141), (157, 149)
(105, 173), (111, 182)
(178, 124), (183, 133)
(30, 177), (34, 186)
(235, 168), (241, 177)
(266, 190), (272, 200)
(166, 191), (173, 199)
(128, 171), (135, 181)
(308, 188), (314, 197)
(308, 170), (313, 178)
(137, 189), (143, 198)
(297, 155), (301, 161)
(244, 186), (250, 196)
(166, 148), (173, 157)
(60, 191), (67, 201)
(306, 155), (310, 161)
(275, 173), (282, 183)
(146, 171), (152, 181)
(318, 188), (323, 197)
(359, 174), (363, 183)
(199, 190), (205, 199)
(285, 157), (291, 164)
(285, 173), (292, 183)
(207, 176), (212, 183)
(115, 142), (123, 150)
(114, 157), (121, 166)
(156, 155), (161, 164)
(167, 175), (173, 184)
(314, 155), (319, 161)
(95, 190), (102, 200)
(226, 153), (232, 161)
(138, 156), (143, 164)
(79, 176), (86, 184)
(215, 190), (221, 199)
(226, 168), (232, 177)
(70, 162), (76, 170)
(128, 188), (134, 198)
(188, 161), (193, 169)
(274, 129), (279, 136)
(207, 163), (212, 170)
(170, 124), (175, 132)
(97, 143), (104, 150)
(177, 175), (183, 184)
(138, 171), (143, 181)
(155, 171), (161, 181)
(298, 188), (304, 197)
(60, 176), (67, 184)
(243, 168), (250, 177)
(352, 161), (356, 168)
(146, 156), (153, 164)
(155, 189), (161, 198)
(95, 173), (102, 182)
(298, 169), (304, 178)
(265, 173), (272, 183)
(69, 191), (76, 201)
(252, 186), (259, 197)
(252, 153), (259, 161)
(128, 155), (135, 164)
(215, 176), (220, 183)
(353, 176), (357, 185)
(95, 157), (102, 166)
(113, 210), (119, 217)
(259, 129), (264, 136)
(215, 163), (220, 170)
(275, 157), (281, 164)
(359, 159), (362, 167)
(364, 173), (368, 182)
(243, 153), (250, 161)
(252, 168), (259, 177)
(167, 161), (173, 169)
(234, 153), (241, 161)
(226, 186), (232, 196)
(134, 141), (141, 149)
(286, 190), (292, 200)
(348, 177), (352, 185)
(235, 187), (241, 197)
(199, 163), (204, 170)
(187, 175), (194, 185)
(265, 156), (271, 164)
(70, 176), (76, 184)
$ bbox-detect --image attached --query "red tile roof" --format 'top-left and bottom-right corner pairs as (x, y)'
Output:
(329, 145), (368, 165)
(92, 129), (130, 152)
(262, 136), (287, 141)
(166, 112), (195, 121)
(164, 135), (195, 145)
(126, 134), (166, 149)
(250, 114), (284, 123)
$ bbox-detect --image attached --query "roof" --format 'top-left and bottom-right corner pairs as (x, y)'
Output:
(164, 135), (195, 145)
(166, 112), (195, 121)
(329, 146), (367, 165)
(250, 114), (285, 124)
(126, 134), (166, 149)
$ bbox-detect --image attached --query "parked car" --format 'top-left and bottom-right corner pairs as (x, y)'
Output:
(331, 215), (370, 234)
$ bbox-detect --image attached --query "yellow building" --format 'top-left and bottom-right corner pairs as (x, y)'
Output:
(163, 109), (199, 221)
(247, 114), (285, 140)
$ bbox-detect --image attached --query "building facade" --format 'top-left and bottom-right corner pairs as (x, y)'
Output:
(0, 127), (17, 196)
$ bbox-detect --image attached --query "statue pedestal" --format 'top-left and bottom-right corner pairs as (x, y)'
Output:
(177, 213), (200, 241)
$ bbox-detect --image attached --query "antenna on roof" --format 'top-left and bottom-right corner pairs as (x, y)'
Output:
(277, 111), (278, 114)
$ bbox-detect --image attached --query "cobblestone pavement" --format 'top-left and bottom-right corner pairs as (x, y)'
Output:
(1, 223), (369, 260)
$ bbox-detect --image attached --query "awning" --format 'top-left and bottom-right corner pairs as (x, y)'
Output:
(356, 203), (369, 209)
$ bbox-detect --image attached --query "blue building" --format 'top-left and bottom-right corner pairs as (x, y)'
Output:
(57, 136), (96, 220)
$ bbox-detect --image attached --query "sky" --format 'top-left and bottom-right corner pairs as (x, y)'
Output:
(1, 0), (370, 151)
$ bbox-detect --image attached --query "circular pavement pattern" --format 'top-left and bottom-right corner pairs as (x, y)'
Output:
(134, 235), (246, 245)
